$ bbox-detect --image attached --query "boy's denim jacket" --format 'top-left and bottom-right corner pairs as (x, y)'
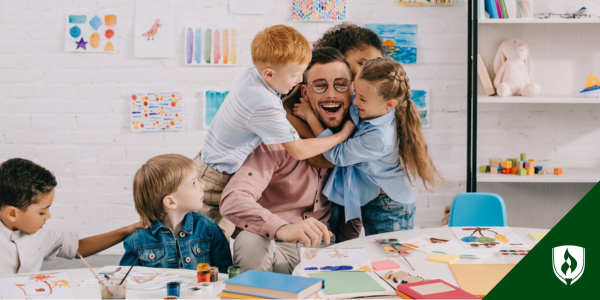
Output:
(120, 212), (232, 273)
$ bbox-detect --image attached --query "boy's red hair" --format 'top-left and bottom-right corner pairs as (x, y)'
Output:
(251, 25), (312, 67)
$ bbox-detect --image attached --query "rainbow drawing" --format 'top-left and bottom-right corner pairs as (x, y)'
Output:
(292, 0), (347, 21)
(185, 27), (238, 66)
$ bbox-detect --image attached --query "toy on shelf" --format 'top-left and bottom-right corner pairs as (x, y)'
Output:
(479, 153), (561, 177)
(580, 72), (600, 98)
(493, 40), (541, 98)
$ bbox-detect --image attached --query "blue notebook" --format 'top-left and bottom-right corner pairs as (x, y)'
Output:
(223, 270), (324, 299)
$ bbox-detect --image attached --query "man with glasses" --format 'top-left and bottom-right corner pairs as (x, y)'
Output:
(220, 47), (360, 274)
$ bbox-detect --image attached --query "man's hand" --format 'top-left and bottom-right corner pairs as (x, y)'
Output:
(275, 217), (332, 247)
(307, 154), (335, 169)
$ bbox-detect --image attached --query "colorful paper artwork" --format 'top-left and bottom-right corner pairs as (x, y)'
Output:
(204, 90), (229, 128)
(365, 24), (418, 64)
(65, 14), (117, 52)
(411, 89), (430, 128)
(0, 272), (76, 299)
(131, 92), (184, 131)
(292, 0), (347, 21)
(451, 226), (527, 249)
(300, 247), (372, 271)
(397, 0), (453, 5)
(400, 234), (494, 258)
(81, 266), (196, 290)
(134, 0), (174, 58)
(185, 27), (238, 66)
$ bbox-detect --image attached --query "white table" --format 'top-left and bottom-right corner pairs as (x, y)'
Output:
(293, 226), (549, 288)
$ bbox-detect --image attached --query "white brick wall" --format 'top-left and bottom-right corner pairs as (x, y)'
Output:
(0, 0), (470, 254)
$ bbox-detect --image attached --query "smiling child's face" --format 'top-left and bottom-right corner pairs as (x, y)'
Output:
(11, 189), (54, 235)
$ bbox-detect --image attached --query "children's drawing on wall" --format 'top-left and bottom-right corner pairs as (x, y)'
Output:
(411, 89), (430, 128)
(131, 92), (184, 131)
(292, 0), (347, 21)
(134, 0), (174, 58)
(0, 272), (76, 299)
(451, 226), (527, 249)
(185, 27), (238, 66)
(204, 90), (229, 128)
(397, 0), (453, 5)
(65, 14), (117, 53)
(365, 24), (417, 64)
(300, 247), (372, 272)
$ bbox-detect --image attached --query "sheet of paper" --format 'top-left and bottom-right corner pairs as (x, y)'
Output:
(400, 234), (495, 258)
(230, 0), (273, 15)
(185, 27), (238, 66)
(411, 88), (430, 128)
(203, 89), (229, 128)
(131, 92), (184, 131)
(451, 226), (527, 249)
(397, 0), (453, 5)
(307, 271), (385, 295)
(65, 14), (117, 53)
(134, 0), (174, 58)
(371, 259), (400, 271)
(300, 247), (372, 271)
(449, 264), (515, 297)
(0, 272), (76, 299)
(80, 266), (196, 290)
(292, 0), (347, 21)
(365, 24), (418, 64)
(410, 282), (455, 295)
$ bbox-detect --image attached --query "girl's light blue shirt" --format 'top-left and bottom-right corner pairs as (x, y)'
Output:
(318, 105), (415, 222)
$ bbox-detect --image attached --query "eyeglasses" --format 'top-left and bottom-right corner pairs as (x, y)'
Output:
(305, 78), (351, 94)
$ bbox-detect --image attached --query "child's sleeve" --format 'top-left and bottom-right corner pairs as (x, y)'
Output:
(119, 235), (139, 266)
(317, 128), (389, 167)
(43, 228), (79, 261)
(247, 103), (299, 144)
(209, 222), (233, 273)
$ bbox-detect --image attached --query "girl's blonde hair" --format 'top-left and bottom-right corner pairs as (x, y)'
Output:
(358, 57), (443, 191)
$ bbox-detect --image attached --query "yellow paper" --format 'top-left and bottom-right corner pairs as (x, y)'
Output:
(426, 253), (459, 264)
(529, 232), (547, 241)
(449, 264), (515, 297)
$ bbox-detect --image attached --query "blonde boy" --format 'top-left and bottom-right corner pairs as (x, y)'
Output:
(0, 158), (145, 275)
(120, 154), (232, 272)
(197, 25), (353, 239)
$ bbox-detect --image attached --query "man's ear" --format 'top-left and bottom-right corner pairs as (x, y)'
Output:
(262, 67), (274, 80)
(301, 84), (308, 99)
(386, 99), (398, 111)
(163, 196), (177, 210)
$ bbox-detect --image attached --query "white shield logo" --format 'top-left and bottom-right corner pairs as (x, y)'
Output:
(552, 245), (585, 285)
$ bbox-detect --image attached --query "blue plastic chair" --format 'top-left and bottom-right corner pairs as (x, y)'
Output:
(448, 193), (507, 227)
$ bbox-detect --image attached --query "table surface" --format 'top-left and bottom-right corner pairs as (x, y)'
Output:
(13, 227), (548, 299)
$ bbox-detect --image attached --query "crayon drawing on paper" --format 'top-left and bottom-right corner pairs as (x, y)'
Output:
(131, 92), (184, 132)
(204, 90), (229, 128)
(365, 24), (418, 64)
(134, 0), (174, 58)
(65, 14), (117, 52)
(185, 27), (238, 66)
(300, 247), (372, 271)
(411, 89), (430, 128)
(292, 0), (347, 21)
(0, 272), (76, 299)
(397, 0), (453, 5)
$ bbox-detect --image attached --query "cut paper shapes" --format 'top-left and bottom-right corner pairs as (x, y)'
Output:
(451, 226), (527, 249)
(398, 0), (453, 5)
(185, 27), (238, 66)
(300, 247), (372, 272)
(410, 89), (430, 128)
(131, 92), (184, 132)
(204, 90), (229, 128)
(0, 272), (76, 299)
(65, 14), (117, 53)
(292, 0), (347, 21)
(365, 24), (418, 64)
(134, 0), (174, 58)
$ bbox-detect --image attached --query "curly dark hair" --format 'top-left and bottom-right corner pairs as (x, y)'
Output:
(0, 158), (57, 210)
(312, 22), (384, 57)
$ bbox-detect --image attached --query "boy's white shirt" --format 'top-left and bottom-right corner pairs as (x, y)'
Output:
(0, 221), (79, 275)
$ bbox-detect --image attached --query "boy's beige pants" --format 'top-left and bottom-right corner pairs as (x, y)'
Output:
(193, 151), (236, 241)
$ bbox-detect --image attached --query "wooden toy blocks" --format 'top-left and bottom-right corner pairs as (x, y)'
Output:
(539, 170), (547, 175)
(511, 167), (518, 174)
(502, 161), (512, 168)
(518, 169), (527, 176)
(520, 153), (527, 161)
(479, 165), (488, 173)
(527, 168), (535, 175)
(489, 158), (502, 167)
(554, 168), (563, 175)
(490, 168), (498, 174)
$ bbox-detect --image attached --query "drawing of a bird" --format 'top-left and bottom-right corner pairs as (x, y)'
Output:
(142, 19), (162, 40)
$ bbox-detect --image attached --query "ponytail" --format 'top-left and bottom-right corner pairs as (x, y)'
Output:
(359, 57), (443, 191)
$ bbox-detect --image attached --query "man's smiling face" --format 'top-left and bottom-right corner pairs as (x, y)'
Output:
(301, 61), (353, 130)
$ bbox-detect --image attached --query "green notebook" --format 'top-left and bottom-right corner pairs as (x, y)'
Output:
(499, 0), (509, 18)
(307, 271), (385, 295)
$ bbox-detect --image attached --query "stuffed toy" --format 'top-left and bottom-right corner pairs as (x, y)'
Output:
(493, 39), (541, 97)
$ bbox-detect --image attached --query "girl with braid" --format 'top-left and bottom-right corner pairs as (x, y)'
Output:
(293, 57), (442, 235)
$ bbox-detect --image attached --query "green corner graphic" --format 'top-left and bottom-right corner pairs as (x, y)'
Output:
(485, 182), (600, 299)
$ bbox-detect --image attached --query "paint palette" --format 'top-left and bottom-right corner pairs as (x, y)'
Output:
(374, 239), (411, 257)
(499, 249), (530, 256)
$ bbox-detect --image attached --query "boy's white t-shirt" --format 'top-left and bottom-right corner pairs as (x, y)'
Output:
(201, 67), (300, 175)
(0, 221), (79, 275)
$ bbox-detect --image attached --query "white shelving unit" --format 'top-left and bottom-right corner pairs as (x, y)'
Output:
(478, 95), (600, 104)
(478, 168), (600, 183)
(479, 18), (600, 24)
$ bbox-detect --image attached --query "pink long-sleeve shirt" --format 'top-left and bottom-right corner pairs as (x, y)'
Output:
(220, 143), (361, 242)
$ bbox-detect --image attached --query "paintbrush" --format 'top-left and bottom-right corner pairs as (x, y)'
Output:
(398, 251), (415, 271)
(120, 251), (142, 285)
(77, 253), (105, 285)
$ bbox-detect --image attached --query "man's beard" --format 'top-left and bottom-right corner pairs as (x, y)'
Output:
(314, 104), (350, 133)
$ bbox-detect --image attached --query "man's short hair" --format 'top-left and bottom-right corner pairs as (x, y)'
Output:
(304, 47), (353, 82)
(251, 25), (312, 67)
(0, 158), (57, 211)
(133, 154), (196, 226)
